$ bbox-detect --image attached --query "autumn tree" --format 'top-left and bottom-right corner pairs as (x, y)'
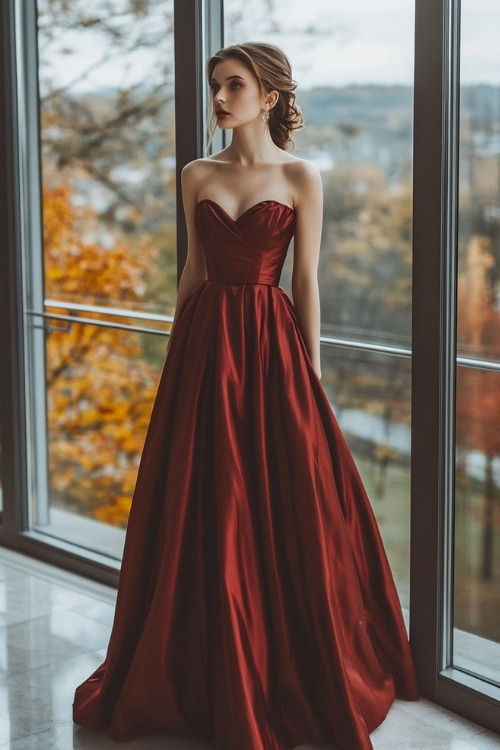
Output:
(38, 0), (176, 231)
(454, 83), (500, 588)
(44, 184), (162, 527)
(456, 235), (500, 582)
(321, 164), (412, 345)
(319, 165), (413, 496)
(36, 1), (178, 529)
(38, 0), (179, 317)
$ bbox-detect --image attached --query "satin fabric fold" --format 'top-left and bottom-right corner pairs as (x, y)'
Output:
(73, 199), (418, 750)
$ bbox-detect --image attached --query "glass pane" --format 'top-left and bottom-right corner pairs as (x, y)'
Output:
(455, 366), (500, 684)
(37, 322), (164, 559)
(38, 0), (177, 315)
(33, 0), (175, 557)
(454, 0), (500, 683)
(322, 347), (411, 610)
(224, 0), (414, 605)
(224, 0), (414, 349)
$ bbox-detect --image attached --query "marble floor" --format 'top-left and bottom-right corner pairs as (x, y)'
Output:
(0, 547), (499, 750)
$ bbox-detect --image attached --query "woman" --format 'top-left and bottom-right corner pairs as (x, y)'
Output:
(73, 42), (418, 750)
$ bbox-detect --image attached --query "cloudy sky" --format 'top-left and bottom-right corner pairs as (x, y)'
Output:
(225, 0), (415, 87)
(225, 0), (500, 88)
(41, 0), (500, 94)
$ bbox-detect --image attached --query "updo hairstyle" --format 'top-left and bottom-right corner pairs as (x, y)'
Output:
(207, 42), (304, 151)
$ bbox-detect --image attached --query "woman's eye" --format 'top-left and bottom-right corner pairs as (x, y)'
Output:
(230, 82), (241, 90)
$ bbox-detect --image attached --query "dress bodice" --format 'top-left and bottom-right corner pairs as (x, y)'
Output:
(195, 199), (295, 286)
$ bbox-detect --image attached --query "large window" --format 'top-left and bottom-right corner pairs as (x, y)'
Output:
(224, 0), (414, 609)
(0, 0), (499, 734)
(27, 0), (176, 558)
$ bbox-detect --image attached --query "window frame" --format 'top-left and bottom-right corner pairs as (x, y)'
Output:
(0, 0), (28, 542)
(411, 0), (500, 730)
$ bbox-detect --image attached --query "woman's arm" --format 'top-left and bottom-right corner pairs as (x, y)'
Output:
(167, 161), (208, 350)
(290, 161), (323, 378)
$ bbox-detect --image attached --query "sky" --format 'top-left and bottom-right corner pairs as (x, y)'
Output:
(225, 0), (500, 88)
(39, 0), (500, 94)
(224, 0), (416, 87)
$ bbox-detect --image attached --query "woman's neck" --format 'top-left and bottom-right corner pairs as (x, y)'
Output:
(224, 124), (281, 165)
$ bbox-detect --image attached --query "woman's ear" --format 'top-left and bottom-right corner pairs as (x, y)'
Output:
(266, 90), (279, 110)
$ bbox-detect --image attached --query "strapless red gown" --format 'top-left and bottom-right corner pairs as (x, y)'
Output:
(73, 199), (418, 750)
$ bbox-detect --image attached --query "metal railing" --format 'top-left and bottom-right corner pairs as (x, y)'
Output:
(24, 299), (500, 373)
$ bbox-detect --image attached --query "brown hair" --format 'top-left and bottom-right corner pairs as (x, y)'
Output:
(207, 42), (304, 151)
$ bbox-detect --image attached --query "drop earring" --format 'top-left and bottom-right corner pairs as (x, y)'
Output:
(262, 110), (270, 122)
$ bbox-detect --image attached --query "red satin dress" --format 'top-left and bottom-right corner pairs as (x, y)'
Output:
(73, 199), (419, 750)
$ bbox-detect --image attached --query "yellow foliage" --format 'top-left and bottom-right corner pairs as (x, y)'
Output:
(94, 496), (133, 527)
(44, 184), (161, 528)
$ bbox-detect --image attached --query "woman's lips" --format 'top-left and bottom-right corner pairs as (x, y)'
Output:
(216, 109), (230, 118)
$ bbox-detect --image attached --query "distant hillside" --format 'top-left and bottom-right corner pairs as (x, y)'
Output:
(299, 83), (500, 129)
(294, 83), (500, 179)
(299, 85), (413, 129)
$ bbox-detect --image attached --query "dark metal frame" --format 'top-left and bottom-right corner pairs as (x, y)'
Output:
(174, 0), (205, 273)
(411, 0), (500, 731)
(174, 0), (223, 271)
(0, 0), (28, 542)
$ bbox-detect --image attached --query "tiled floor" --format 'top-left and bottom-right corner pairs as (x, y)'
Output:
(0, 547), (499, 750)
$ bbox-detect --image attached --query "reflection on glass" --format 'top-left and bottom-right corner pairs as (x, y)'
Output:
(321, 347), (411, 609)
(224, 0), (414, 605)
(454, 0), (500, 684)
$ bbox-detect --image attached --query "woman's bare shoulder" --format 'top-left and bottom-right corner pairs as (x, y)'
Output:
(182, 157), (218, 180)
(181, 157), (223, 200)
(282, 155), (320, 181)
(282, 156), (322, 207)
(182, 147), (233, 171)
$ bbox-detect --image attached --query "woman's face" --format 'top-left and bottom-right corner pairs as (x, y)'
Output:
(210, 58), (266, 130)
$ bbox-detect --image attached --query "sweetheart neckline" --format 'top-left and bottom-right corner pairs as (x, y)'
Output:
(196, 198), (295, 223)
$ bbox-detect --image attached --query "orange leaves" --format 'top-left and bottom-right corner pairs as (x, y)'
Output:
(44, 183), (161, 528)
(456, 234), (500, 457)
(94, 496), (133, 528)
(43, 184), (155, 305)
(43, 183), (74, 251)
